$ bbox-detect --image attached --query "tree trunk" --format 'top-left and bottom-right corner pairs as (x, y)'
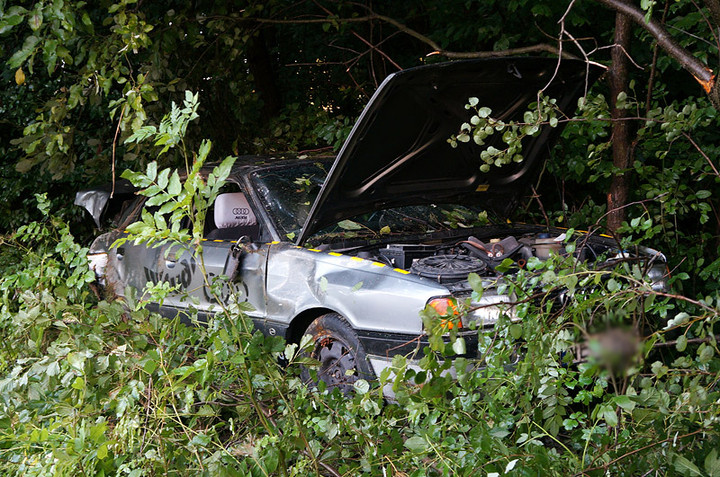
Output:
(607, 13), (633, 232)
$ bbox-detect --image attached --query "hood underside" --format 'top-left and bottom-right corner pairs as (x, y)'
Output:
(297, 58), (604, 245)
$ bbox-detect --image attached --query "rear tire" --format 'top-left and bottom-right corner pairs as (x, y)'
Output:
(301, 313), (375, 393)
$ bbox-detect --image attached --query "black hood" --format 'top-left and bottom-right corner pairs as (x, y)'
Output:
(297, 58), (604, 244)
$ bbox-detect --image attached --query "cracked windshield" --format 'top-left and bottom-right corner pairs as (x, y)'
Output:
(252, 161), (491, 242)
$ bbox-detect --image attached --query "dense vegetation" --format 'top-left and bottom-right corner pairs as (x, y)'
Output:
(2, 0), (720, 475)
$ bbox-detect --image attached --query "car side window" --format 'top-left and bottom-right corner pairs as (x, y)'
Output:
(204, 185), (261, 242)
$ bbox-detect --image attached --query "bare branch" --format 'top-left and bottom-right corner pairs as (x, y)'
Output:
(593, 0), (714, 88)
(252, 14), (574, 60)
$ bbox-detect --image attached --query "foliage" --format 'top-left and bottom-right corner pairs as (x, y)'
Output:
(449, 93), (561, 172)
(2, 187), (719, 475)
(4, 0), (720, 475)
(0, 99), (718, 475)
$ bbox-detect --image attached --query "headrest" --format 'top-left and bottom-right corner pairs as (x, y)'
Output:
(214, 192), (257, 228)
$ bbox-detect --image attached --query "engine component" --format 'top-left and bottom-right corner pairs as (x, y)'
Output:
(519, 233), (566, 260)
(411, 254), (487, 283)
(462, 235), (529, 268)
(379, 243), (436, 269)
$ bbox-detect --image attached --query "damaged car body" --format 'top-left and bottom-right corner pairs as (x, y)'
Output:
(76, 58), (669, 391)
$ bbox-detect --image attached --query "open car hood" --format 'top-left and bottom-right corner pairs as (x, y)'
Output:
(297, 58), (604, 245)
(75, 180), (137, 227)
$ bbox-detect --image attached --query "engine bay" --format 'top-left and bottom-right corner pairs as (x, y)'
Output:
(345, 229), (621, 285)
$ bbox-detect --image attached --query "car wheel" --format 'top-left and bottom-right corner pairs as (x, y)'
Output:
(301, 313), (375, 393)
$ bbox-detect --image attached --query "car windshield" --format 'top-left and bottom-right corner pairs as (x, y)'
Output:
(251, 161), (329, 239)
(252, 160), (494, 242)
(308, 204), (492, 245)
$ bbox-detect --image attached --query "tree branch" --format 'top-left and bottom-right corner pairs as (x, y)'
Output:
(253, 14), (576, 59)
(593, 0), (714, 89)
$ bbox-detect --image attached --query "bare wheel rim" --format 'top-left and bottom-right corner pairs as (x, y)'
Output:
(313, 336), (358, 389)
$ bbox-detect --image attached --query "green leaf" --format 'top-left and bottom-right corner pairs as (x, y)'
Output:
(29, 7), (43, 31)
(674, 455), (703, 476)
(602, 405), (618, 426)
(263, 448), (279, 473)
(467, 272), (483, 293)
(71, 376), (85, 390)
(354, 379), (370, 394)
(168, 171), (181, 195)
(338, 220), (362, 230)
(452, 337), (466, 355)
(494, 258), (513, 274)
(614, 395), (636, 411)
(698, 344), (714, 364)
(146, 161), (157, 181)
(8, 35), (40, 68)
(705, 449), (720, 477)
(404, 436), (428, 453)
(97, 442), (109, 459)
(191, 433), (211, 447)
(676, 335), (687, 352)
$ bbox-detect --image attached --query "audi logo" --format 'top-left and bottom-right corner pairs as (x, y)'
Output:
(232, 207), (250, 215)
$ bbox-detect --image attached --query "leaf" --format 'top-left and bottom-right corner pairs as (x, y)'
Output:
(674, 455), (703, 476)
(452, 337), (466, 355)
(404, 436), (428, 453)
(602, 405), (618, 426)
(168, 171), (181, 195)
(505, 459), (519, 473)
(614, 395), (636, 411)
(467, 272), (483, 293)
(379, 226), (391, 235)
(146, 161), (158, 181)
(354, 379), (370, 394)
(29, 7), (43, 31)
(338, 220), (362, 230)
(676, 335), (687, 352)
(705, 449), (720, 477)
(477, 106), (492, 118)
(15, 68), (25, 85)
(191, 433), (211, 447)
(319, 276), (328, 292)
(71, 376), (85, 390)
(263, 447), (279, 473)
(351, 281), (363, 292)
(97, 442), (109, 459)
(8, 35), (40, 68)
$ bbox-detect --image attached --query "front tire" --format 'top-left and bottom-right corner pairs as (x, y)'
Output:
(301, 313), (375, 393)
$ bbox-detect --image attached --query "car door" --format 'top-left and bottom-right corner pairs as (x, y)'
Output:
(156, 186), (269, 321)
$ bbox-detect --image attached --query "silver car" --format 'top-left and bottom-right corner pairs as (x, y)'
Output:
(76, 58), (668, 391)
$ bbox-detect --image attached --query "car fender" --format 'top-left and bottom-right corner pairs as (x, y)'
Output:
(265, 243), (448, 335)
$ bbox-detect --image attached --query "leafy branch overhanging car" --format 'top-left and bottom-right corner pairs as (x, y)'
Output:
(76, 58), (668, 391)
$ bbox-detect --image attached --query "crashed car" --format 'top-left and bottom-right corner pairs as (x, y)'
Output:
(76, 58), (668, 390)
